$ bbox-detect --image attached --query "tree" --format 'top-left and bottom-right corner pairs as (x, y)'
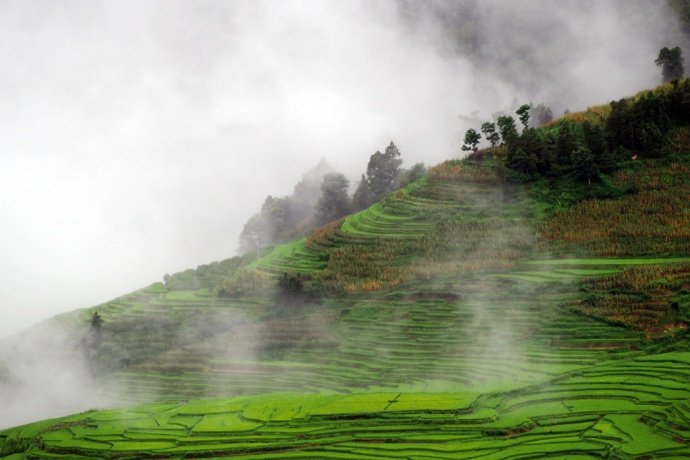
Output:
(516, 104), (531, 129)
(539, 133), (558, 176)
(238, 213), (270, 253)
(496, 115), (518, 145)
(655, 46), (684, 83)
(90, 312), (103, 346)
(461, 128), (481, 152)
(238, 196), (290, 253)
(396, 163), (427, 189)
(571, 144), (599, 184)
(607, 98), (634, 150)
(582, 121), (607, 155)
(555, 121), (578, 173)
(366, 141), (403, 203)
(578, 120), (616, 172)
(480, 122), (500, 147)
(507, 148), (537, 180)
(351, 174), (371, 211)
(289, 158), (333, 227)
(315, 173), (350, 224)
(90, 311), (103, 331)
(507, 128), (540, 177)
(669, 78), (690, 121)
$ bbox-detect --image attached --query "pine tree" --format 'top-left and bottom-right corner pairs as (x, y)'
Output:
(366, 141), (403, 203)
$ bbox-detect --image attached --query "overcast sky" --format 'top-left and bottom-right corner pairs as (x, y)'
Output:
(0, 0), (681, 338)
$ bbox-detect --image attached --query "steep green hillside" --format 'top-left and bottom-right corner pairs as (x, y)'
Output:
(3, 256), (690, 458)
(2, 83), (690, 458)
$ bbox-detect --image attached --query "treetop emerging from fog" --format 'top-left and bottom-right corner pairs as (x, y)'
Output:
(656, 46), (685, 82)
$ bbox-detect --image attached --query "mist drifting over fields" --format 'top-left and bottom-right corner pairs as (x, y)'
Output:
(0, 0), (685, 339)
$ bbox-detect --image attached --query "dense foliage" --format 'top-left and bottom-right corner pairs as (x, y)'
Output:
(467, 80), (690, 185)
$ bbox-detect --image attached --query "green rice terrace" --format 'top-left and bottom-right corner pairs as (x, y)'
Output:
(3, 85), (690, 458)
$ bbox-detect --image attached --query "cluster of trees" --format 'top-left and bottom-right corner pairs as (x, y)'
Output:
(461, 103), (552, 153)
(315, 142), (427, 222)
(345, 142), (427, 216)
(352, 142), (426, 211)
(462, 76), (690, 184)
(459, 47), (688, 184)
(239, 142), (426, 253)
(608, 80), (690, 153)
(239, 160), (332, 253)
(504, 114), (616, 184)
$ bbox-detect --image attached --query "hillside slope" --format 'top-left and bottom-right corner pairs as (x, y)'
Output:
(2, 84), (690, 458)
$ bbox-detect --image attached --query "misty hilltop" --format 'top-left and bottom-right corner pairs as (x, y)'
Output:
(2, 1), (690, 459)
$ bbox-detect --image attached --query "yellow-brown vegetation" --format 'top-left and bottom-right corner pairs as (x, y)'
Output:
(540, 161), (690, 256)
(567, 264), (690, 333)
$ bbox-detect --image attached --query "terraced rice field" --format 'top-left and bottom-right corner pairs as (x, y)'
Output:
(3, 255), (690, 458)
(3, 351), (690, 458)
(63, 259), (656, 402)
(249, 238), (328, 274)
(2, 174), (689, 458)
